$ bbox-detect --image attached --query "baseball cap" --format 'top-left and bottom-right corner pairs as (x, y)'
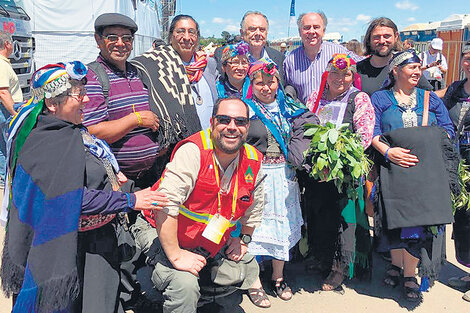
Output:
(430, 38), (443, 50)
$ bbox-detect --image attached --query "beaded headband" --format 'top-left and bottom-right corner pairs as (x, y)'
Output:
(31, 61), (87, 102)
(389, 51), (421, 72)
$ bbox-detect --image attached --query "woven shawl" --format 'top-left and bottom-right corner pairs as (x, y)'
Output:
(1, 115), (85, 313)
(131, 45), (202, 146)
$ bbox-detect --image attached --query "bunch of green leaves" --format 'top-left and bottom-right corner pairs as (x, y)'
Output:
(304, 122), (372, 199)
(451, 160), (470, 213)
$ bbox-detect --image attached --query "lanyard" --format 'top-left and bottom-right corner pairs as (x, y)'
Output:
(212, 154), (238, 221)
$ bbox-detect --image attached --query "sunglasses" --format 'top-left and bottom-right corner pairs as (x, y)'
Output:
(215, 115), (249, 126)
(102, 34), (134, 43)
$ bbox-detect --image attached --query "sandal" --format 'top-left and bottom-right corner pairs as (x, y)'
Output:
(247, 288), (271, 308)
(463, 289), (470, 302)
(403, 277), (422, 302)
(322, 270), (344, 291)
(448, 275), (470, 291)
(383, 264), (402, 288)
(271, 279), (293, 301)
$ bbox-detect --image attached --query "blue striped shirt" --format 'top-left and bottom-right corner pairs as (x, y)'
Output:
(283, 42), (361, 103)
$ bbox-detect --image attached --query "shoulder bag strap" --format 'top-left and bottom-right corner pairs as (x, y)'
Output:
(422, 90), (430, 126)
(87, 61), (110, 107)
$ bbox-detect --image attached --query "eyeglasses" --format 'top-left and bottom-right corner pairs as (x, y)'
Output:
(101, 34), (134, 43)
(226, 60), (250, 67)
(174, 28), (198, 38)
(215, 115), (249, 127)
(68, 89), (87, 101)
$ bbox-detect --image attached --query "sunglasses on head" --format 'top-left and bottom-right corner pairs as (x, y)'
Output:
(215, 115), (249, 126)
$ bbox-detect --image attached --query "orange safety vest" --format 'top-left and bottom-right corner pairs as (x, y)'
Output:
(143, 129), (263, 257)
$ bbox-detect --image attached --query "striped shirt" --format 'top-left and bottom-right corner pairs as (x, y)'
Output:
(83, 56), (159, 178)
(283, 42), (361, 104)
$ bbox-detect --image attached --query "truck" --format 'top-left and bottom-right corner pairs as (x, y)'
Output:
(1, 0), (34, 100)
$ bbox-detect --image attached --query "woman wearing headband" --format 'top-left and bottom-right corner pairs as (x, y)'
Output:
(371, 50), (454, 302)
(216, 42), (250, 99)
(243, 59), (306, 306)
(0, 62), (168, 312)
(302, 53), (374, 292)
(443, 41), (470, 302)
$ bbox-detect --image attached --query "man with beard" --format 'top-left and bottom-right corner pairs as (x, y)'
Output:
(133, 97), (265, 313)
(357, 17), (432, 95)
(284, 11), (361, 103)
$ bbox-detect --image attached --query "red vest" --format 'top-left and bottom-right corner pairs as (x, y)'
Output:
(143, 129), (263, 257)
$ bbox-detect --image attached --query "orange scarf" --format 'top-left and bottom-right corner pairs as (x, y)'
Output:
(184, 51), (208, 83)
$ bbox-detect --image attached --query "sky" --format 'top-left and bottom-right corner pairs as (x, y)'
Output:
(175, 0), (469, 41)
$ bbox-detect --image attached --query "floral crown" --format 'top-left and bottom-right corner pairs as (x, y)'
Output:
(328, 54), (357, 73)
(221, 42), (250, 64)
(248, 59), (279, 80)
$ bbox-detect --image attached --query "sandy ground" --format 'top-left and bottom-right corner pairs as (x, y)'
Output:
(0, 194), (469, 312)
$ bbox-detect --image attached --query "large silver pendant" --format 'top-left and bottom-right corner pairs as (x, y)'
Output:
(402, 108), (418, 128)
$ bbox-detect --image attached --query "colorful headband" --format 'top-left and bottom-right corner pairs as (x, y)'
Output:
(31, 61), (87, 102)
(327, 53), (357, 73)
(248, 59), (279, 80)
(221, 42), (250, 64)
(311, 53), (361, 113)
(388, 51), (421, 72)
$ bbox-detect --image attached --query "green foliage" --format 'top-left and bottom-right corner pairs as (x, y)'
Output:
(451, 160), (470, 213)
(304, 122), (372, 199)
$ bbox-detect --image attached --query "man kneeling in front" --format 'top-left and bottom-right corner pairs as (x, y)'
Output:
(132, 97), (264, 313)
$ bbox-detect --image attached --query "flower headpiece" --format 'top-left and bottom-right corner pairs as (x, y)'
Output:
(310, 53), (361, 113)
(221, 42), (250, 64)
(248, 59), (279, 80)
(31, 61), (87, 102)
(327, 53), (357, 73)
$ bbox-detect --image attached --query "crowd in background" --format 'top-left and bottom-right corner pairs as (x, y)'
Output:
(0, 8), (470, 313)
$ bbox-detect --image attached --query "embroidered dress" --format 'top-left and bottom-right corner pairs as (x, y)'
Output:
(246, 99), (304, 261)
(248, 162), (303, 261)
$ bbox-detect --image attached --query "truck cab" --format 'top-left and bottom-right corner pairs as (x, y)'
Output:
(1, 0), (34, 100)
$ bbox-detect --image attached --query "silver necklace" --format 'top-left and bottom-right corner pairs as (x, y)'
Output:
(393, 88), (418, 128)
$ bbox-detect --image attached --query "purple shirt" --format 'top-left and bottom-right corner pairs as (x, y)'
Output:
(83, 56), (159, 177)
(283, 42), (361, 104)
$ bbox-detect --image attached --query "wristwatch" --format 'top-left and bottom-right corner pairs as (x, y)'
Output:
(240, 234), (252, 244)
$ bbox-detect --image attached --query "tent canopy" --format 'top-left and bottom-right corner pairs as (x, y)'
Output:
(23, 0), (160, 67)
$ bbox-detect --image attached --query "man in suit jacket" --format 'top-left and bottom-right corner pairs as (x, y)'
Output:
(214, 11), (285, 85)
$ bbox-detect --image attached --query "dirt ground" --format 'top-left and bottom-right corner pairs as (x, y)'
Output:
(0, 197), (469, 313)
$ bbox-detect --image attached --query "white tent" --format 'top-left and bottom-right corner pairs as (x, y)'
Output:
(22, 0), (160, 67)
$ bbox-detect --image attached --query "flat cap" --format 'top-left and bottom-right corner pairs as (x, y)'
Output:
(94, 13), (138, 33)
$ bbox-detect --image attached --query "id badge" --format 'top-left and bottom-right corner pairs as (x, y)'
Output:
(201, 213), (231, 244)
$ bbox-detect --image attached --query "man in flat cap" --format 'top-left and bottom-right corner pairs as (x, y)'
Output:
(83, 13), (161, 188)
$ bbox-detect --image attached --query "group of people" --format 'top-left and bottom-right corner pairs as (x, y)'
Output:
(0, 8), (469, 313)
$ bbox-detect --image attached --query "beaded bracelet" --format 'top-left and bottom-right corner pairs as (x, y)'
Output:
(134, 112), (143, 126)
(384, 147), (391, 162)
